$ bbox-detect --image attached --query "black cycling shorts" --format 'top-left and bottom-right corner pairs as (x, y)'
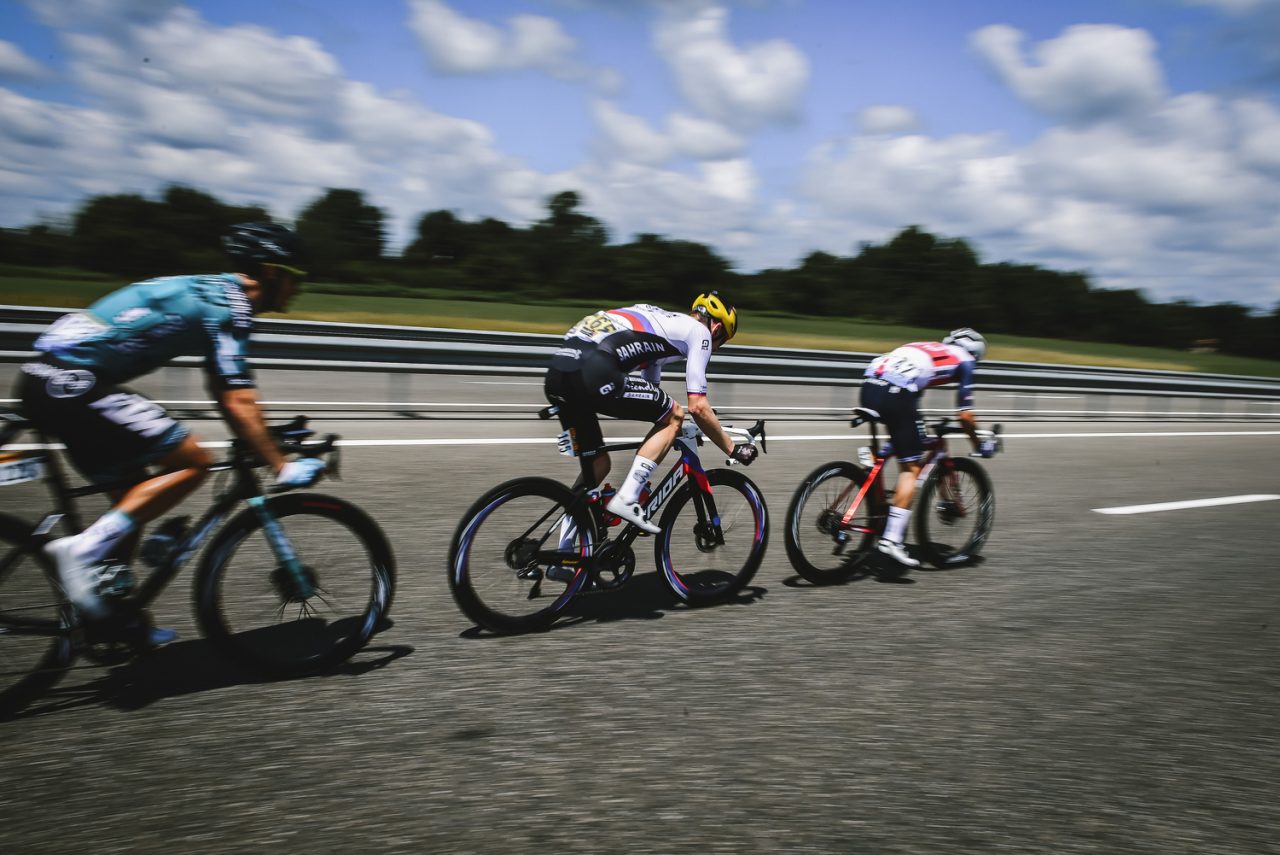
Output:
(859, 378), (928, 463)
(17, 360), (188, 485)
(544, 344), (673, 458)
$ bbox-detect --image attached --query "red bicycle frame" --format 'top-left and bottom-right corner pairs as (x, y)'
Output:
(836, 412), (964, 536)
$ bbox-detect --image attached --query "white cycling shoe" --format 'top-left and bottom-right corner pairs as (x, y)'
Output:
(44, 535), (111, 620)
(605, 495), (660, 535)
(876, 538), (920, 569)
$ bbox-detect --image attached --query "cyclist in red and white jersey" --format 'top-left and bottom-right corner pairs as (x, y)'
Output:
(545, 292), (756, 533)
(860, 328), (996, 568)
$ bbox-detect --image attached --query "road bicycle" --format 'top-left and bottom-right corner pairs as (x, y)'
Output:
(447, 408), (769, 634)
(784, 406), (1001, 584)
(0, 412), (396, 715)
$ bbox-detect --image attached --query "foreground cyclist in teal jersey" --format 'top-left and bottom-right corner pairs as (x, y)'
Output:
(16, 223), (323, 629)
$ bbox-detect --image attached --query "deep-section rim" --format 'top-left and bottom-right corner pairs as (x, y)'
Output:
(195, 493), (395, 678)
(447, 476), (592, 634)
(655, 467), (768, 607)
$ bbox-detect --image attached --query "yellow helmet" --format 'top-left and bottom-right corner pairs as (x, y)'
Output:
(691, 291), (738, 341)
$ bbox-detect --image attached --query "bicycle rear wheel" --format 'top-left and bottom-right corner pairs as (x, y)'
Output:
(448, 477), (592, 634)
(655, 468), (767, 606)
(195, 493), (395, 678)
(0, 515), (74, 716)
(784, 461), (883, 585)
(914, 457), (994, 568)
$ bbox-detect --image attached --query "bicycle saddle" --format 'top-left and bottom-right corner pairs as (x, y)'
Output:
(851, 407), (881, 427)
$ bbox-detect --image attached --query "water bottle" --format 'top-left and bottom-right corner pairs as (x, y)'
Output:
(140, 516), (190, 568)
(598, 483), (622, 527)
(857, 446), (874, 468)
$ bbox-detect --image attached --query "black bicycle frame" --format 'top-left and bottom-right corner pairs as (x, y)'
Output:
(125, 470), (251, 610)
(530, 431), (723, 573)
(22, 431), (285, 615)
(594, 432), (718, 530)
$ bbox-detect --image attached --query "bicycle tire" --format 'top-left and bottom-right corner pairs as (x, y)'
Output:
(914, 457), (995, 568)
(195, 493), (395, 678)
(0, 514), (75, 717)
(448, 477), (592, 634)
(784, 461), (883, 585)
(655, 468), (768, 606)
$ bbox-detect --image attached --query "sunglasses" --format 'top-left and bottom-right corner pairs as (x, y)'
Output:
(262, 262), (308, 279)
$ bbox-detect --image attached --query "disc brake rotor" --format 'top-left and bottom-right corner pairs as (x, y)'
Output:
(694, 521), (721, 553)
(271, 563), (319, 601)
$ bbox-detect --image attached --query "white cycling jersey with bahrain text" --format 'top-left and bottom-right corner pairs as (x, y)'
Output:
(565, 304), (714, 395)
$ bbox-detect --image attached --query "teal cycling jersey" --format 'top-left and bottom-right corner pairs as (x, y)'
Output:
(33, 274), (256, 388)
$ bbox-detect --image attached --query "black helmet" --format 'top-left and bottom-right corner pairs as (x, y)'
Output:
(223, 222), (303, 273)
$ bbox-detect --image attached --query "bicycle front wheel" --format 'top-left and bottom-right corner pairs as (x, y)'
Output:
(0, 515), (74, 716)
(448, 477), (592, 634)
(195, 494), (395, 678)
(784, 461), (883, 585)
(655, 468), (768, 606)
(914, 457), (995, 568)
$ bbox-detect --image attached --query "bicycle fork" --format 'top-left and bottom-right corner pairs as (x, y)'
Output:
(245, 496), (316, 600)
(684, 467), (727, 549)
(926, 457), (968, 520)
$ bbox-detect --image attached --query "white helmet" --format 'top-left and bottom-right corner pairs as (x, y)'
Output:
(943, 327), (987, 361)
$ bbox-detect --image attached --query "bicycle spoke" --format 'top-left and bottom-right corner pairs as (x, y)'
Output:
(0, 521), (74, 711)
(198, 496), (393, 677)
(448, 478), (589, 634)
(915, 458), (994, 568)
(785, 462), (879, 584)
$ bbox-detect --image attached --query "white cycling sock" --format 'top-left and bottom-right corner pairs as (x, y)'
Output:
(73, 509), (137, 564)
(884, 506), (911, 543)
(615, 455), (658, 505)
(558, 516), (578, 551)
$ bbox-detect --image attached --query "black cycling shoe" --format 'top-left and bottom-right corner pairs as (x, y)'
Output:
(84, 611), (179, 653)
(544, 566), (578, 584)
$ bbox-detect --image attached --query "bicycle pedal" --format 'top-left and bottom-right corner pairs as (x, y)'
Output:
(544, 566), (577, 584)
(95, 561), (136, 599)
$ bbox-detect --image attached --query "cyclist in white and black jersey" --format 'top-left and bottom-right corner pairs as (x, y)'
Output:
(545, 292), (756, 533)
(860, 328), (996, 568)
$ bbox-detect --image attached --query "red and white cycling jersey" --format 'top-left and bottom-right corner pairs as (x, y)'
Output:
(865, 341), (976, 409)
(564, 304), (714, 395)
